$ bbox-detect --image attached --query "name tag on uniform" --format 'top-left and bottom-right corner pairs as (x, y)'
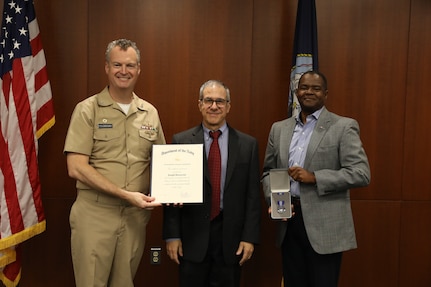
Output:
(98, 123), (113, 128)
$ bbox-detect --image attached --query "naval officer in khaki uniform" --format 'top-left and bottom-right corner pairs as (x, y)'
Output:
(64, 38), (165, 287)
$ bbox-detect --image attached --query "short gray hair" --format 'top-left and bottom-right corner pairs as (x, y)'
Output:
(105, 39), (141, 63)
(199, 80), (231, 102)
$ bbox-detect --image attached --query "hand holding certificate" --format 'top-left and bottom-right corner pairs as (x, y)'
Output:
(151, 144), (203, 203)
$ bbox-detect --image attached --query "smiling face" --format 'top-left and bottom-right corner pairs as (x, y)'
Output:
(198, 83), (231, 130)
(105, 46), (141, 92)
(296, 72), (328, 115)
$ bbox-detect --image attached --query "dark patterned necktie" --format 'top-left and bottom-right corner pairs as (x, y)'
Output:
(209, 130), (222, 220)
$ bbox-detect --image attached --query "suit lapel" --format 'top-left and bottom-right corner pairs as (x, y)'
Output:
(225, 128), (239, 190)
(304, 108), (331, 170)
(191, 126), (204, 144)
(280, 119), (296, 166)
(190, 126), (211, 184)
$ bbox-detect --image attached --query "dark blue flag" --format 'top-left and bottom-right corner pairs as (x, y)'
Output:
(289, 0), (319, 117)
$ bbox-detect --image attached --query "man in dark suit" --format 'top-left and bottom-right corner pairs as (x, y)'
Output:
(163, 80), (261, 287)
(262, 71), (370, 287)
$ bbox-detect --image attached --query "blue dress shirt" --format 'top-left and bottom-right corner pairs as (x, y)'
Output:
(289, 109), (322, 197)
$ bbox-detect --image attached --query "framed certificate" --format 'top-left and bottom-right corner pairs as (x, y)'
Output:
(150, 144), (203, 203)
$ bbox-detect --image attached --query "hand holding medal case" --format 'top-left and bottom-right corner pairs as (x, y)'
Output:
(269, 169), (292, 219)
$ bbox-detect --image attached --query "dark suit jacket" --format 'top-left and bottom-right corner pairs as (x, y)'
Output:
(163, 124), (261, 264)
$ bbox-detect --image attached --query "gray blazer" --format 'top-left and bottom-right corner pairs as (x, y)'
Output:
(262, 107), (370, 254)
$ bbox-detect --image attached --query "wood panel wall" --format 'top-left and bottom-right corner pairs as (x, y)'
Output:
(1, 0), (430, 286)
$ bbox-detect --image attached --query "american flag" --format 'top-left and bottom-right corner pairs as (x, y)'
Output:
(0, 0), (54, 285)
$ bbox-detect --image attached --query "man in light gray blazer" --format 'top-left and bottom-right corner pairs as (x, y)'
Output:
(262, 71), (370, 287)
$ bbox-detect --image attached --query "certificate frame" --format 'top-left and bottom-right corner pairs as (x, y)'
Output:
(150, 144), (203, 203)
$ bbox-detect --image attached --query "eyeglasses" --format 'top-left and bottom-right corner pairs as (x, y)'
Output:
(200, 98), (229, 107)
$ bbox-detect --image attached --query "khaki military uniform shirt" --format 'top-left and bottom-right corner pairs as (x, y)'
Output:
(64, 86), (166, 195)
